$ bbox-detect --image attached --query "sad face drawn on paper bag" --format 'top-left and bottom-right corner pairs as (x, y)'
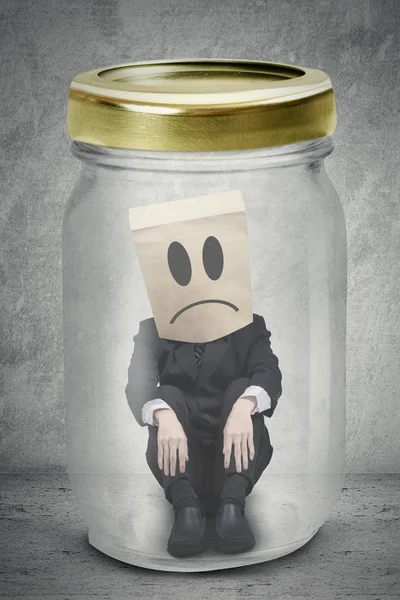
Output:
(128, 189), (253, 343)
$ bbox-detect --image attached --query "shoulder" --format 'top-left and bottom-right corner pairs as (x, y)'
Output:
(247, 313), (268, 332)
(134, 317), (160, 342)
(252, 313), (266, 328)
(139, 316), (157, 330)
(232, 313), (269, 339)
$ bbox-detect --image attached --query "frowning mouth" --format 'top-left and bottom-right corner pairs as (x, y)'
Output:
(170, 299), (239, 324)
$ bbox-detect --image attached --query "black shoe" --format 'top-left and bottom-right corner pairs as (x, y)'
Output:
(215, 502), (255, 554)
(167, 505), (207, 557)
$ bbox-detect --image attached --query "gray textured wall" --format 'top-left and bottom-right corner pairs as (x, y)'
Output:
(0, 0), (399, 473)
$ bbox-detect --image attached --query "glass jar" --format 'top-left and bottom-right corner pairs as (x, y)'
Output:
(64, 59), (346, 572)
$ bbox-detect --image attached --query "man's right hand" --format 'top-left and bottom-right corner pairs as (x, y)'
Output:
(154, 408), (188, 477)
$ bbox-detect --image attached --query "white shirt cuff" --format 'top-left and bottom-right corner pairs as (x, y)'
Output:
(141, 398), (172, 426)
(239, 385), (272, 414)
(142, 384), (272, 425)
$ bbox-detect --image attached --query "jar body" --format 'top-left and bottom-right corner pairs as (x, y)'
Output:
(63, 138), (346, 572)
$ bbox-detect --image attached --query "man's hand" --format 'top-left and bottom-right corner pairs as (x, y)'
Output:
(223, 397), (256, 472)
(154, 408), (188, 477)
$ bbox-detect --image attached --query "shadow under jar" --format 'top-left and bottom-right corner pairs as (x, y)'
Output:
(64, 58), (347, 572)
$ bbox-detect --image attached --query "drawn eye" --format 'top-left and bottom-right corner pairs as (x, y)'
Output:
(202, 236), (224, 280)
(167, 241), (192, 286)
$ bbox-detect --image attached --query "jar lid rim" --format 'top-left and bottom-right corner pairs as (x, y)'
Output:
(67, 58), (336, 151)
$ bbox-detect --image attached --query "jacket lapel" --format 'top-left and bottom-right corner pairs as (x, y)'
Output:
(173, 341), (198, 381)
(161, 336), (229, 384)
(196, 338), (229, 388)
(160, 338), (228, 385)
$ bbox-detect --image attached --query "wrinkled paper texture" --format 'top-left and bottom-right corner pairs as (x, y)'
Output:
(129, 189), (253, 343)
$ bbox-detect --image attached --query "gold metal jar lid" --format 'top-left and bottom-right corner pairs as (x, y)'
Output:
(67, 58), (336, 151)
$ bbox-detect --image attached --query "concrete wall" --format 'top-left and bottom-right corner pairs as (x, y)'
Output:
(0, 0), (399, 472)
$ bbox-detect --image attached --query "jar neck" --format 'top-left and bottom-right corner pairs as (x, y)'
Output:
(70, 136), (334, 172)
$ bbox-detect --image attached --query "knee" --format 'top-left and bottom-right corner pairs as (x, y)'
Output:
(252, 413), (269, 439)
(145, 426), (158, 460)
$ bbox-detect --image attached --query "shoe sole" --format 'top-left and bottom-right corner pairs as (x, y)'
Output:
(216, 536), (256, 554)
(167, 536), (206, 558)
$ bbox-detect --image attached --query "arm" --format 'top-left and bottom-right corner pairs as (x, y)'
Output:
(125, 320), (163, 427)
(223, 318), (281, 472)
(245, 315), (282, 418)
(125, 322), (187, 475)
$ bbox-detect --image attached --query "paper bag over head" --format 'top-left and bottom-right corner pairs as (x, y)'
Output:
(128, 189), (253, 343)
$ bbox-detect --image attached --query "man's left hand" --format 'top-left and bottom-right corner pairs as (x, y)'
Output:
(223, 396), (256, 472)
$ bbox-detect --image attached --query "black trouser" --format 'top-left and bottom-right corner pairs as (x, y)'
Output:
(145, 377), (274, 512)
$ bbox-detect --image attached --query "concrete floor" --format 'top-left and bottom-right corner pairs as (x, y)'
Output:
(0, 472), (399, 600)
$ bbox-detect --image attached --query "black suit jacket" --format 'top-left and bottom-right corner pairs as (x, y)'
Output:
(125, 313), (282, 427)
